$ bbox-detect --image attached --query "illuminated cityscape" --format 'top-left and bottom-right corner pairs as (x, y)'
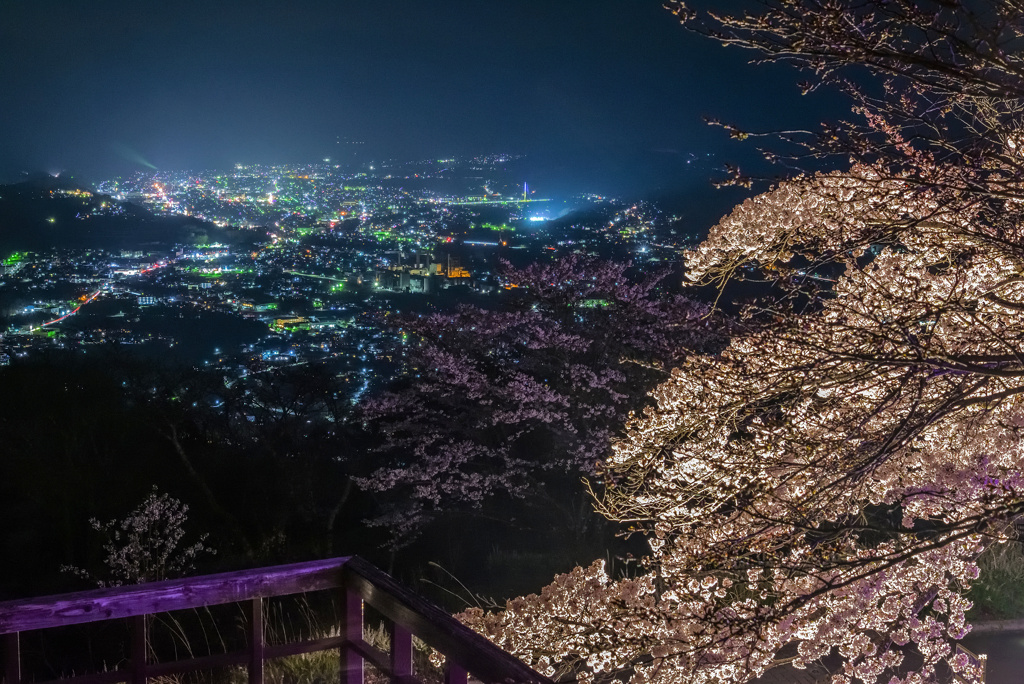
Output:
(0, 156), (697, 402)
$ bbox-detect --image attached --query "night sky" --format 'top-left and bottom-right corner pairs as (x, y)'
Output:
(0, 0), (843, 198)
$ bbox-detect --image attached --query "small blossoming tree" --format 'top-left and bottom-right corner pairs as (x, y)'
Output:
(64, 488), (215, 586)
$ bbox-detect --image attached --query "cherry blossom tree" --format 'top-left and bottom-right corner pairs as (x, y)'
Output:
(675, 0), (1024, 202)
(356, 256), (722, 542)
(63, 488), (215, 587)
(462, 169), (1013, 684)
(457, 3), (1024, 683)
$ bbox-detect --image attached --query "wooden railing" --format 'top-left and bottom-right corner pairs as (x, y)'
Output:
(0, 556), (551, 684)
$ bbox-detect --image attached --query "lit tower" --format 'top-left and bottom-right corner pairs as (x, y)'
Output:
(523, 182), (528, 202)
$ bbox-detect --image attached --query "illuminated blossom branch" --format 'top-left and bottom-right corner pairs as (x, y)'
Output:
(455, 5), (1024, 682)
(462, 168), (1022, 684)
(457, 67), (1024, 684)
(671, 0), (1024, 200)
(357, 256), (722, 542)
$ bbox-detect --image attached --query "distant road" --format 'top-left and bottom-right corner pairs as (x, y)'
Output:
(35, 259), (170, 329)
(284, 270), (345, 283)
(37, 288), (103, 328)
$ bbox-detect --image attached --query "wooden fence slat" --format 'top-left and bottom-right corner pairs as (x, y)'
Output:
(444, 662), (468, 684)
(391, 622), (414, 679)
(341, 589), (364, 684)
(145, 650), (247, 678)
(265, 635), (346, 659)
(346, 638), (390, 674)
(32, 668), (134, 684)
(249, 598), (264, 684)
(3, 632), (19, 684)
(130, 615), (147, 684)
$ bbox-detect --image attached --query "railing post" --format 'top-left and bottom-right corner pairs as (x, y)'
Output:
(3, 632), (20, 684)
(444, 662), (468, 684)
(391, 622), (413, 681)
(249, 598), (264, 684)
(130, 615), (147, 684)
(341, 589), (363, 684)
(0, 557), (551, 684)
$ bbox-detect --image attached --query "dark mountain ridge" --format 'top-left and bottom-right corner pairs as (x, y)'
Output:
(0, 175), (254, 254)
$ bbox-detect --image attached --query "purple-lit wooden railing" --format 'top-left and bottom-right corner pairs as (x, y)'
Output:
(0, 556), (551, 684)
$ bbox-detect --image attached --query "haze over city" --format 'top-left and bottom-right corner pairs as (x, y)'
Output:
(0, 0), (839, 199)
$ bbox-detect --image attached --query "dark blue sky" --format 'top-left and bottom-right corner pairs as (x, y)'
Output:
(0, 0), (843, 197)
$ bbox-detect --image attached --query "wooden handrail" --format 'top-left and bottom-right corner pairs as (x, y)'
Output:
(0, 557), (348, 634)
(0, 556), (551, 684)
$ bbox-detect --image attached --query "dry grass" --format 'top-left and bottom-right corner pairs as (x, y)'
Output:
(967, 541), (1024, 620)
